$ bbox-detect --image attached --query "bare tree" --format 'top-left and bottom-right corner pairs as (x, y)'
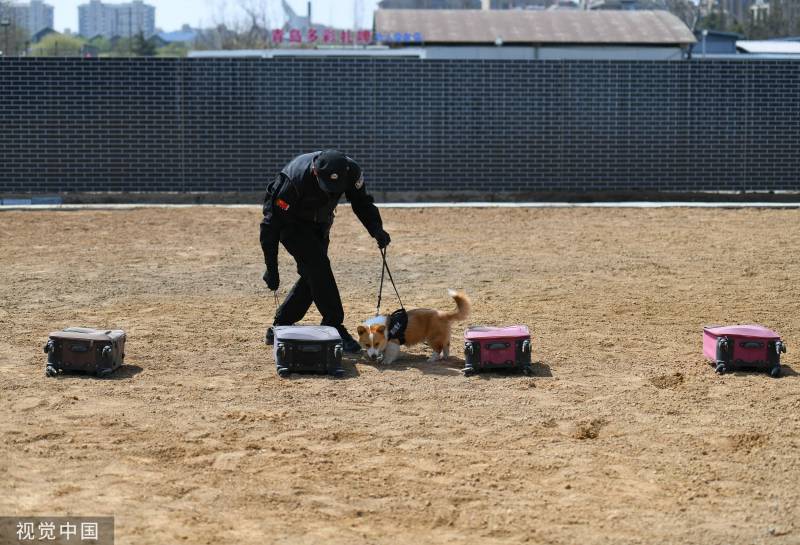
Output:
(378, 0), (480, 7)
(195, 0), (275, 50)
(664, 0), (701, 30)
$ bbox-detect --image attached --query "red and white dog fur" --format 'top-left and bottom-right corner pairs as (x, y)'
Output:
(357, 290), (471, 364)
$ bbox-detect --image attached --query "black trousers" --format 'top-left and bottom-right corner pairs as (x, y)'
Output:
(273, 221), (349, 337)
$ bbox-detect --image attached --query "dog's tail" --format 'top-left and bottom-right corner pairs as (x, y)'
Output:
(439, 289), (471, 322)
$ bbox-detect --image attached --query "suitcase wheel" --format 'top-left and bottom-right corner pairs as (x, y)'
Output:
(462, 365), (476, 377)
(45, 365), (58, 378)
(770, 366), (782, 379)
(96, 368), (113, 378)
(277, 366), (290, 378)
(522, 365), (534, 376)
(715, 363), (727, 375)
(331, 367), (345, 378)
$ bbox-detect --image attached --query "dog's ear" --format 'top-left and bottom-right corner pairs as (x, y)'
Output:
(357, 325), (367, 336)
(375, 325), (386, 334)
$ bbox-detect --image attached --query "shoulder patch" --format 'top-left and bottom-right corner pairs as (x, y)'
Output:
(275, 198), (290, 211)
(354, 175), (364, 190)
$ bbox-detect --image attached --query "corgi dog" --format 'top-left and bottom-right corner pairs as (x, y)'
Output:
(357, 290), (471, 365)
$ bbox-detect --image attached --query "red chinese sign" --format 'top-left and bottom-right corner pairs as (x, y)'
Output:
(271, 28), (373, 45)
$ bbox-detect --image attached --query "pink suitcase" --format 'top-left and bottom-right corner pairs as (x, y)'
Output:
(463, 325), (532, 376)
(703, 324), (786, 378)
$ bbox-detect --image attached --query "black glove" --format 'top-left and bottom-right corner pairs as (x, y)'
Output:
(374, 229), (391, 249)
(263, 267), (279, 291)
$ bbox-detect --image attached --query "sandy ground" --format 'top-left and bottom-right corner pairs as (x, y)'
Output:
(1, 206), (799, 545)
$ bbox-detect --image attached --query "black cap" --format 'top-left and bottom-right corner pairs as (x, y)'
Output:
(314, 150), (354, 193)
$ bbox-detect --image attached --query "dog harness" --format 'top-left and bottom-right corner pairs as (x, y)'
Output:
(387, 308), (408, 346)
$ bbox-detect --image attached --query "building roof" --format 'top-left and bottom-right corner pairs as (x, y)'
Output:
(374, 9), (696, 45)
(157, 29), (198, 43)
(31, 27), (57, 43)
(696, 30), (744, 39)
(690, 29), (742, 55)
(736, 40), (800, 54)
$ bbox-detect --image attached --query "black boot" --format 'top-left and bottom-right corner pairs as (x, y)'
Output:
(342, 338), (362, 354)
(335, 326), (361, 354)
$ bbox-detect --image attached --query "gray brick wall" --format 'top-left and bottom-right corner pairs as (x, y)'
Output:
(1, 58), (798, 194)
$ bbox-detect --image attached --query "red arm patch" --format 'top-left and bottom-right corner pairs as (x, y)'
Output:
(275, 198), (290, 211)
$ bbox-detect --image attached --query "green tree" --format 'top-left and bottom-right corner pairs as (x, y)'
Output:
(730, 21), (746, 35)
(696, 11), (727, 33)
(87, 35), (113, 55)
(106, 36), (130, 56)
(131, 31), (157, 56)
(0, 1), (30, 56)
(31, 33), (86, 57)
(157, 42), (189, 57)
(698, 0), (800, 39)
(743, 0), (800, 39)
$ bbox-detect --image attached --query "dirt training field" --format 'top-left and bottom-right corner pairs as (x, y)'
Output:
(1, 206), (799, 545)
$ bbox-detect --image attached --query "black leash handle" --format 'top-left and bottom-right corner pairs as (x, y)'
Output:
(376, 247), (404, 316)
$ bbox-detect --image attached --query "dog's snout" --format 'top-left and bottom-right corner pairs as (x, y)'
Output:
(369, 353), (378, 361)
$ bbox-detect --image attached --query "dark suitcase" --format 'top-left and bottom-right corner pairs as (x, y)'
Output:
(44, 327), (126, 377)
(272, 325), (344, 378)
(703, 324), (786, 378)
(463, 325), (533, 376)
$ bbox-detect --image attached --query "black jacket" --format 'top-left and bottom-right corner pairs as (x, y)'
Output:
(260, 152), (384, 269)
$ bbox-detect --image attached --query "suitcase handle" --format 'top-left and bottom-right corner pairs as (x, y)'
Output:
(69, 344), (89, 353)
(43, 340), (54, 353)
(740, 341), (764, 349)
(486, 342), (510, 350)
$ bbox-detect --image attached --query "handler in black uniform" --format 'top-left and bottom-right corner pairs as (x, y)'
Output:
(260, 150), (390, 352)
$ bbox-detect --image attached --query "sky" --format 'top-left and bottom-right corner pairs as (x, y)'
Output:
(46, 0), (381, 34)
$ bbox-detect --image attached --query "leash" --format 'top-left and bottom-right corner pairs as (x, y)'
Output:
(376, 247), (404, 316)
